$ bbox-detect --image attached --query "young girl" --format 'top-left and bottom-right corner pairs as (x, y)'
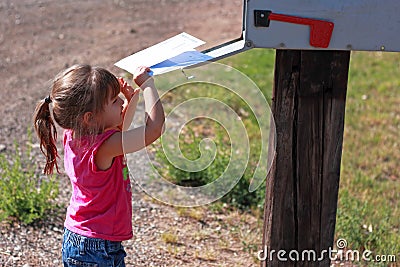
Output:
(33, 64), (164, 267)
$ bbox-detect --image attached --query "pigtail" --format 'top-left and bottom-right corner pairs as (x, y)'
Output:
(33, 98), (59, 175)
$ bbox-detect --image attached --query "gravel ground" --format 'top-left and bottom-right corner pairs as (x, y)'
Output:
(0, 1), (263, 266)
(0, 178), (261, 266)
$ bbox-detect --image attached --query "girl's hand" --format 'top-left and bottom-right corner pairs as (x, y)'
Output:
(118, 77), (140, 102)
(118, 77), (140, 131)
(133, 66), (153, 88)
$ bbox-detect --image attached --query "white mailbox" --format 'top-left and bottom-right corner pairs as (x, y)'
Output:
(204, 0), (400, 60)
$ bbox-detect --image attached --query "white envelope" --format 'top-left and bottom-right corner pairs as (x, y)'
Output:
(114, 32), (210, 75)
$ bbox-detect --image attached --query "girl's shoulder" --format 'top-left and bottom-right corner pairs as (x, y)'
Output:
(95, 129), (121, 146)
(63, 129), (120, 151)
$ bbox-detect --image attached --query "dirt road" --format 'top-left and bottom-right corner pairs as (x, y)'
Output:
(0, 0), (243, 146)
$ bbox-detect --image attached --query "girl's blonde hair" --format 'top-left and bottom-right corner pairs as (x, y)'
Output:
(33, 64), (120, 175)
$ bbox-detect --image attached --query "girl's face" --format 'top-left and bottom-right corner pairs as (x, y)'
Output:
(98, 92), (124, 131)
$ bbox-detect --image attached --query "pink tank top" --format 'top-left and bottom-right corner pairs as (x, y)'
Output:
(63, 129), (132, 241)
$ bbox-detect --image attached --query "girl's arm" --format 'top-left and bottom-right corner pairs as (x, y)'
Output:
(95, 67), (165, 170)
(118, 77), (140, 131)
(121, 93), (139, 131)
(123, 71), (165, 152)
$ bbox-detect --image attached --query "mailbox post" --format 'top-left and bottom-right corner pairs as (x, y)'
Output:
(262, 50), (350, 266)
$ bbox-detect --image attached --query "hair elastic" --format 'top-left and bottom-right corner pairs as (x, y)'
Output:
(44, 95), (52, 104)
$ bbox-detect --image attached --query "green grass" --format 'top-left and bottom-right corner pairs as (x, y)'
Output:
(154, 48), (399, 262)
(220, 48), (276, 102)
(154, 76), (267, 209)
(0, 136), (59, 225)
(338, 52), (400, 258)
(224, 49), (399, 261)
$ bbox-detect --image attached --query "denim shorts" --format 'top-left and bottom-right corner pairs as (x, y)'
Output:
(62, 228), (127, 267)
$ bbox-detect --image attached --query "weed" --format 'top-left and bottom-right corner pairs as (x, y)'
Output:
(0, 135), (59, 225)
(175, 207), (204, 221)
(161, 231), (179, 245)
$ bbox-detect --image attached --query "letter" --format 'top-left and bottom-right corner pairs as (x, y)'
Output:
(345, 250), (360, 262)
(302, 250), (317, 261)
(288, 250), (299, 261)
(277, 250), (287, 261)
(257, 246), (267, 261)
(269, 249), (276, 261)
(387, 254), (396, 262)
(318, 250), (327, 261)
(329, 246), (338, 261)
(362, 250), (372, 262)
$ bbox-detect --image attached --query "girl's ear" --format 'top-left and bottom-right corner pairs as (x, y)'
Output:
(83, 111), (94, 126)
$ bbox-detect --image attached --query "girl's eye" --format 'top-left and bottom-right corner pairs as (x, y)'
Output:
(113, 98), (118, 103)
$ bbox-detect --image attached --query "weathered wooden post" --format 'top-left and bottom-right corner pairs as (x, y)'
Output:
(261, 50), (350, 266)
